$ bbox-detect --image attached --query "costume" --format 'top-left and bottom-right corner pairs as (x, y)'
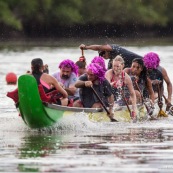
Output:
(147, 66), (163, 92)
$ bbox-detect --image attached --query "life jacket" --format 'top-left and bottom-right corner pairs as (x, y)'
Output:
(38, 84), (63, 103)
(7, 85), (63, 104)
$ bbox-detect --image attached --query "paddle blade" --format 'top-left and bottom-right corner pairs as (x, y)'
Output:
(157, 109), (168, 117)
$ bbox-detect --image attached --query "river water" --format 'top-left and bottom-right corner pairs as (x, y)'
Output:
(1, 44), (173, 172)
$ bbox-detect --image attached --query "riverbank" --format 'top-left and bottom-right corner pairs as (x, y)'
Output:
(0, 36), (173, 49)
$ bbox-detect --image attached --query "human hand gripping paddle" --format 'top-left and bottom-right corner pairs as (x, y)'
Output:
(163, 95), (173, 115)
(134, 79), (155, 119)
(90, 86), (117, 122)
(120, 88), (137, 123)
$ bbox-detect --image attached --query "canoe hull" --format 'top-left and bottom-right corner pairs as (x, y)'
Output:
(17, 75), (147, 129)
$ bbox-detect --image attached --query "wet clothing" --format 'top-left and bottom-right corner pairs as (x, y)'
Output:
(147, 66), (163, 92)
(111, 71), (130, 106)
(78, 74), (113, 108)
(108, 44), (142, 69)
(128, 69), (146, 94)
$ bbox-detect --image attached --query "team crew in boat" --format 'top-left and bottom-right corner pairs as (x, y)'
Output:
(79, 44), (142, 69)
(52, 59), (80, 103)
(105, 55), (137, 120)
(143, 52), (172, 108)
(74, 63), (115, 119)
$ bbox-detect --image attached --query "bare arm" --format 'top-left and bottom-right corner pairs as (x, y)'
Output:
(75, 80), (93, 88)
(107, 94), (114, 113)
(65, 83), (77, 96)
(79, 44), (112, 51)
(162, 67), (172, 102)
(125, 74), (137, 112)
(51, 77), (68, 98)
(146, 78), (155, 104)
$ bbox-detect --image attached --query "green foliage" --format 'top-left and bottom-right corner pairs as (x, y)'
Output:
(0, 0), (22, 30)
(0, 0), (172, 32)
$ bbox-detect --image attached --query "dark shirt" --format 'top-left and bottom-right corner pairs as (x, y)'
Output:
(108, 44), (142, 69)
(78, 74), (113, 108)
(147, 67), (163, 92)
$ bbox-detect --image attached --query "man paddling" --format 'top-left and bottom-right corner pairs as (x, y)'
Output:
(52, 59), (79, 103)
(79, 44), (142, 69)
(74, 63), (115, 121)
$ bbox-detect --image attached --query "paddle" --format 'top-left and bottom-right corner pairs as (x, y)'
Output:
(163, 94), (173, 115)
(157, 83), (167, 117)
(81, 48), (84, 57)
(120, 88), (136, 122)
(134, 80), (154, 117)
(90, 86), (117, 122)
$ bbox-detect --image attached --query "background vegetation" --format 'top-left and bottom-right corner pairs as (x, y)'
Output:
(0, 0), (173, 40)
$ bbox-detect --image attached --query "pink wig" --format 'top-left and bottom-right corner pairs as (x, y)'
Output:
(143, 52), (160, 69)
(87, 63), (105, 83)
(59, 59), (78, 75)
(91, 56), (107, 72)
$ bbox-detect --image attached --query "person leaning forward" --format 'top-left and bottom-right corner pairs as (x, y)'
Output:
(74, 63), (115, 120)
(105, 55), (138, 121)
(79, 44), (142, 69)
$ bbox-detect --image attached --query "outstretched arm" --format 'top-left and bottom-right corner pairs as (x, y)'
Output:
(79, 44), (112, 51)
(125, 74), (137, 112)
(162, 67), (172, 103)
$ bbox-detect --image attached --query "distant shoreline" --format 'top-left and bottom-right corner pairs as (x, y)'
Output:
(0, 36), (173, 48)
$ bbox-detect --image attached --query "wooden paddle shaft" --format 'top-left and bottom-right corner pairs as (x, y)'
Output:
(91, 86), (110, 115)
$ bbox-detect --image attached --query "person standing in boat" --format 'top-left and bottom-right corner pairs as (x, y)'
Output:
(105, 55), (137, 120)
(74, 63), (115, 120)
(124, 58), (155, 113)
(143, 52), (172, 110)
(79, 44), (142, 69)
(52, 59), (79, 103)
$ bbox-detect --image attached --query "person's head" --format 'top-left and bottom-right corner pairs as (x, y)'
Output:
(59, 59), (78, 79)
(131, 58), (145, 76)
(31, 58), (44, 74)
(91, 56), (107, 72)
(143, 52), (160, 70)
(75, 56), (87, 76)
(98, 50), (111, 60)
(86, 63), (105, 83)
(112, 55), (124, 75)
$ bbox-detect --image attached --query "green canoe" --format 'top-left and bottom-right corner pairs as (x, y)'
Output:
(17, 75), (147, 129)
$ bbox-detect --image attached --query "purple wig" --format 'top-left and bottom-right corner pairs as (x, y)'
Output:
(87, 63), (105, 83)
(143, 52), (160, 69)
(59, 59), (78, 75)
(91, 56), (107, 72)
